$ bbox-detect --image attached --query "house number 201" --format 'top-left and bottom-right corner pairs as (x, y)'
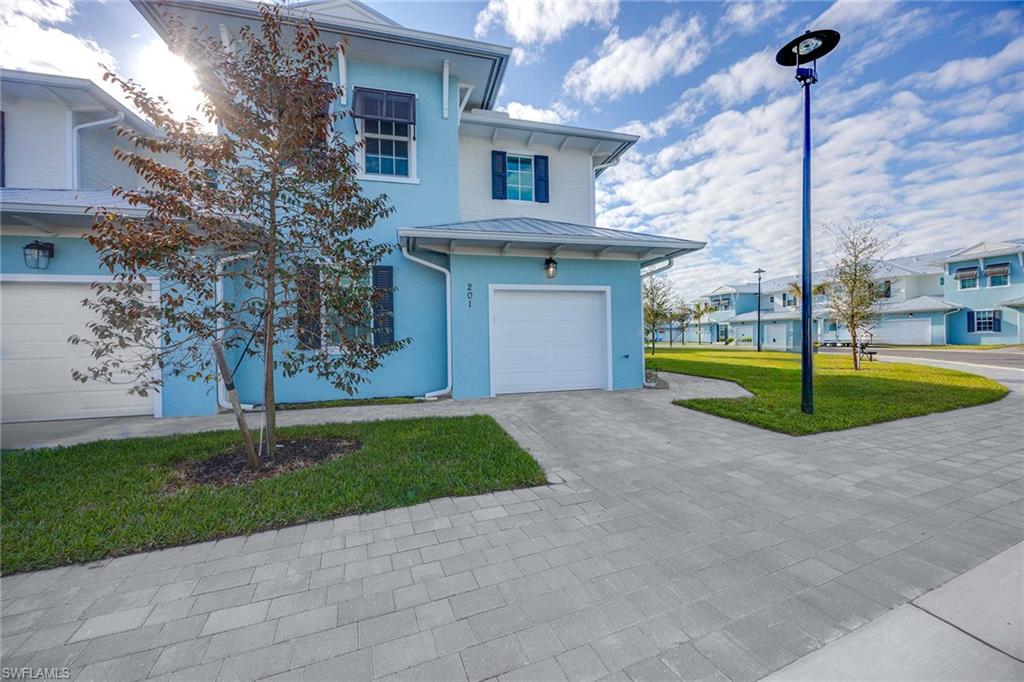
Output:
(466, 283), (473, 308)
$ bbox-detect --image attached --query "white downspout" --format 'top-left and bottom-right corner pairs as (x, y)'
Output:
(400, 242), (452, 399)
(640, 258), (675, 388)
(216, 252), (256, 410)
(72, 112), (124, 188)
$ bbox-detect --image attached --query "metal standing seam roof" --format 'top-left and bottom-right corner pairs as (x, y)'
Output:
(872, 296), (962, 314)
(0, 188), (144, 214)
(1002, 297), (1024, 308)
(400, 217), (703, 247)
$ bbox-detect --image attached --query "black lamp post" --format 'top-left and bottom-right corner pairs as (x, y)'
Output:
(775, 28), (840, 415)
(754, 268), (765, 351)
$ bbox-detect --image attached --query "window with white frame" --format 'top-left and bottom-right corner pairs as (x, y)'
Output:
(985, 262), (1010, 287)
(880, 280), (892, 298)
(362, 120), (412, 177)
(506, 155), (534, 201)
(974, 310), (995, 332)
(954, 266), (979, 290)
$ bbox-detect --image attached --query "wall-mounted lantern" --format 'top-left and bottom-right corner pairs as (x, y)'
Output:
(544, 257), (558, 279)
(23, 241), (55, 270)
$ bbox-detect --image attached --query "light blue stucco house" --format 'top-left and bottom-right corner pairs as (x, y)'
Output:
(694, 239), (1024, 351)
(0, 0), (705, 424)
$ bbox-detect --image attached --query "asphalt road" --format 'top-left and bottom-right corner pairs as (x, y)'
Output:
(822, 346), (1024, 370)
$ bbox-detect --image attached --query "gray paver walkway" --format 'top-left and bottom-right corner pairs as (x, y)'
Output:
(2, 366), (1022, 682)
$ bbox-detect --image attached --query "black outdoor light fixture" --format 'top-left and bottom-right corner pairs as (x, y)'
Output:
(544, 257), (558, 279)
(23, 241), (55, 270)
(754, 268), (766, 352)
(775, 28), (840, 415)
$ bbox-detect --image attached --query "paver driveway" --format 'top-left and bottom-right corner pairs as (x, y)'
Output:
(2, 366), (1022, 681)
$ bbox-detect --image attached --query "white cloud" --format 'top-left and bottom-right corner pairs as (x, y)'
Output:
(981, 8), (1023, 37)
(500, 101), (578, 124)
(475, 0), (619, 64)
(0, 0), (204, 127)
(564, 13), (708, 104)
(717, 1), (786, 36)
(0, 0), (114, 85)
(617, 48), (790, 139)
(595, 41), (1024, 299)
(907, 35), (1024, 91)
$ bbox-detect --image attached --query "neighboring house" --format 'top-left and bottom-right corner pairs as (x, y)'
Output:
(0, 69), (180, 424)
(0, 0), (705, 424)
(696, 239), (1024, 350)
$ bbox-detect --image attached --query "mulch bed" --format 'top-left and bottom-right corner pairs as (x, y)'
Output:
(168, 437), (361, 490)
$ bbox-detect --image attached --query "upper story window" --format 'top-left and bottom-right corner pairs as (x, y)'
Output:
(715, 297), (731, 311)
(985, 262), (1010, 287)
(954, 266), (978, 290)
(363, 121), (410, 177)
(506, 155), (534, 201)
(880, 280), (892, 298)
(352, 87), (416, 182)
(491, 151), (549, 203)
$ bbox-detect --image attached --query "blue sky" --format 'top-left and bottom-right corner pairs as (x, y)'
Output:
(3, 0), (1022, 298)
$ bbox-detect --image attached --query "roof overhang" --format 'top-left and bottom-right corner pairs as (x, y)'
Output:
(399, 226), (703, 265)
(460, 110), (638, 175)
(0, 190), (148, 232)
(131, 0), (510, 110)
(0, 69), (158, 136)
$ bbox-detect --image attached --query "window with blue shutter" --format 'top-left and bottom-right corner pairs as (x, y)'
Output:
(534, 155), (549, 203)
(372, 265), (394, 347)
(967, 309), (976, 333)
(491, 150), (507, 200)
(993, 309), (1002, 332)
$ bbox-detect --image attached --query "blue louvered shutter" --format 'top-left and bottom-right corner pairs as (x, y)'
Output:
(967, 310), (976, 333)
(372, 266), (394, 347)
(993, 310), (1002, 332)
(491, 150), (507, 200)
(534, 155), (549, 203)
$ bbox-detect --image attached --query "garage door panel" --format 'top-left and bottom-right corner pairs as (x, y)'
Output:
(870, 319), (930, 345)
(1, 281), (152, 423)
(491, 289), (608, 395)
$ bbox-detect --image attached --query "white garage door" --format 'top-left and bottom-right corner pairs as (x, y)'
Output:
(764, 323), (788, 349)
(490, 288), (609, 395)
(871, 318), (931, 345)
(0, 281), (153, 423)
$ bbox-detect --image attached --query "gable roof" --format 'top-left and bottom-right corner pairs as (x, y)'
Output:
(132, 0), (510, 111)
(930, 239), (1024, 264)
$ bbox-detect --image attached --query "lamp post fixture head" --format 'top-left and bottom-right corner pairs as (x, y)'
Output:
(775, 29), (841, 66)
(753, 268), (765, 277)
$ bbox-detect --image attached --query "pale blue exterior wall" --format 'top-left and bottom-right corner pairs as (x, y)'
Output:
(449, 255), (643, 399)
(944, 255), (1023, 345)
(0, 235), (217, 416)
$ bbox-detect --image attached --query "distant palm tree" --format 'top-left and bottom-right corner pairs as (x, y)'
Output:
(691, 302), (712, 345)
(787, 281), (829, 305)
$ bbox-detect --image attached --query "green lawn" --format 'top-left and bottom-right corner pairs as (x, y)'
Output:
(0, 416), (545, 574)
(646, 347), (1008, 436)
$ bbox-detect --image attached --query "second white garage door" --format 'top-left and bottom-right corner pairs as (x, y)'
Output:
(1, 280), (154, 423)
(490, 287), (610, 396)
(870, 318), (932, 345)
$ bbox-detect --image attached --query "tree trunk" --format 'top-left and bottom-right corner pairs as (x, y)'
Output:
(850, 328), (860, 371)
(213, 341), (260, 469)
(697, 323), (702, 345)
(263, 179), (278, 459)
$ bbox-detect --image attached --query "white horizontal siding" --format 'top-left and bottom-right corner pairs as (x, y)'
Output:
(458, 136), (593, 225)
(4, 99), (69, 188)
(77, 124), (145, 190)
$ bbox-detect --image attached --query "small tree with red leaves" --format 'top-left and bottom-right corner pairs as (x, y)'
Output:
(73, 4), (403, 463)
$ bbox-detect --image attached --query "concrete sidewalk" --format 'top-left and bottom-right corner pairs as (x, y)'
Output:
(767, 542), (1024, 680)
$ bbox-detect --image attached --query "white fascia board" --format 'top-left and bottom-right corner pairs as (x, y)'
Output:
(397, 227), (704, 252)
(132, 0), (511, 108)
(0, 201), (148, 217)
(0, 69), (158, 136)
